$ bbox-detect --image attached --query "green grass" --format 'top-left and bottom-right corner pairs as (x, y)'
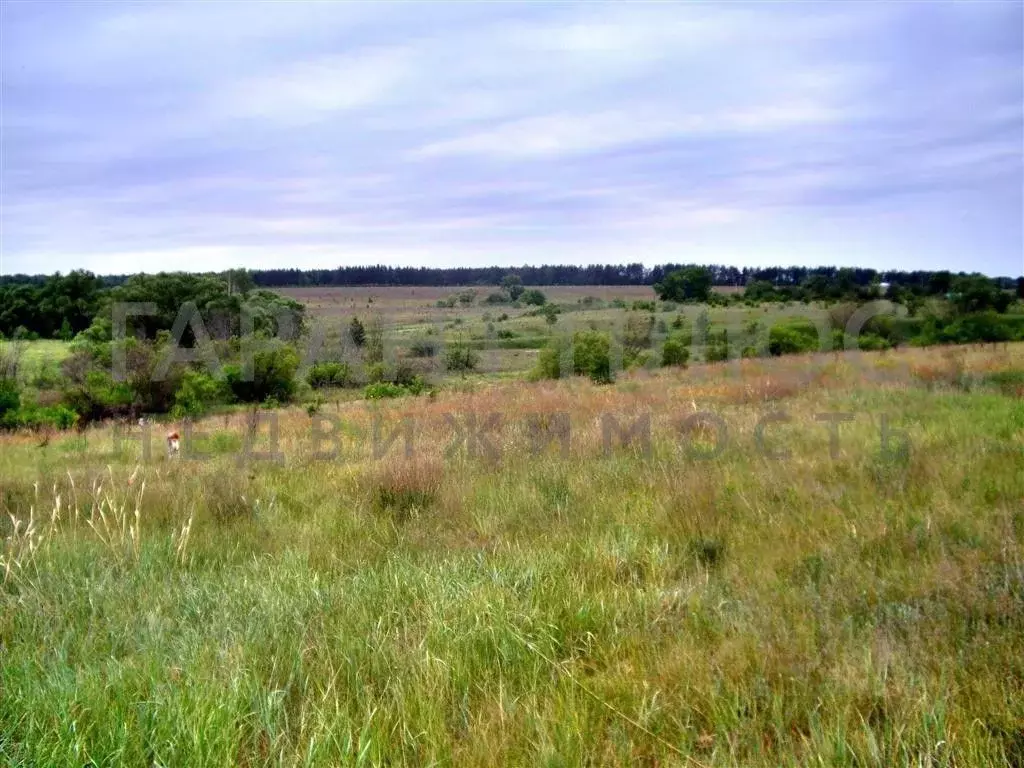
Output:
(0, 339), (71, 383)
(1, 345), (1022, 765)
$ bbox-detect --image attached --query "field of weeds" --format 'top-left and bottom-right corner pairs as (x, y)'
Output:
(1, 344), (1022, 766)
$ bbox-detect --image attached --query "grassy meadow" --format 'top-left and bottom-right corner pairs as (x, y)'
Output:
(1, 340), (1022, 766)
(281, 284), (841, 378)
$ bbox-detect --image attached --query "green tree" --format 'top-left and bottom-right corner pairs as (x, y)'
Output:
(225, 268), (254, 296)
(950, 274), (1012, 314)
(501, 274), (525, 302)
(349, 316), (366, 347)
(654, 267), (713, 303)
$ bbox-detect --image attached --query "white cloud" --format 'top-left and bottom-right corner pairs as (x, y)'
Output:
(415, 103), (841, 159)
(214, 48), (414, 122)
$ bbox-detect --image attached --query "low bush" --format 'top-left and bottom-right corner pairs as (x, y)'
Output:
(172, 370), (229, 419)
(445, 340), (479, 373)
(364, 376), (428, 400)
(307, 362), (352, 388)
(408, 338), (438, 358)
(0, 403), (79, 431)
(662, 335), (690, 367)
(520, 289), (547, 306)
(531, 341), (565, 380)
(769, 319), (820, 356)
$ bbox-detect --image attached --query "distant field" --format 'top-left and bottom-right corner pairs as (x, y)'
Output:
(0, 339), (70, 382)
(278, 284), (835, 376)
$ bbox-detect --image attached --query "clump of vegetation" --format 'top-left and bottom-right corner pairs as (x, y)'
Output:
(172, 370), (228, 418)
(572, 329), (613, 383)
(622, 314), (654, 368)
(661, 334), (690, 367)
(306, 362), (352, 389)
(654, 266), (713, 303)
(370, 458), (443, 521)
(349, 316), (366, 347)
(520, 289), (547, 306)
(445, 339), (479, 373)
(363, 377), (428, 399)
(408, 337), (438, 358)
(501, 274), (525, 302)
(531, 338), (568, 380)
(769, 318), (821, 356)
(222, 343), (300, 404)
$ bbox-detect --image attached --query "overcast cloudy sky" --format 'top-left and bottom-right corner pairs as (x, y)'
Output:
(2, 1), (1022, 276)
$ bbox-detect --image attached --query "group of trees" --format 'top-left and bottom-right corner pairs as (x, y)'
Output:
(2, 266), (1019, 341)
(648, 265), (1018, 311)
(0, 272), (309, 428)
(0, 271), (105, 340)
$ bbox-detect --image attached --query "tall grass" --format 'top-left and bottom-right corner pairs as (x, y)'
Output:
(1, 344), (1022, 766)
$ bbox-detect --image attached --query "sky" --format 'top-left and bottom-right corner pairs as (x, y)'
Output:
(2, 1), (1022, 277)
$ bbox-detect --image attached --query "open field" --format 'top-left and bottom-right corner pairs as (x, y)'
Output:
(279, 285), (843, 376)
(2, 343), (1023, 766)
(0, 339), (70, 384)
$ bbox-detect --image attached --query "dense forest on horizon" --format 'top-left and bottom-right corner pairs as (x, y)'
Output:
(2, 262), (1019, 290)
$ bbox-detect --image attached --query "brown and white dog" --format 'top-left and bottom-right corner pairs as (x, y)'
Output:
(166, 430), (181, 457)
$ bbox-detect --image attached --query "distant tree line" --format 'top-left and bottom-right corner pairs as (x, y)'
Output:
(1, 264), (1020, 340)
(241, 264), (1018, 291)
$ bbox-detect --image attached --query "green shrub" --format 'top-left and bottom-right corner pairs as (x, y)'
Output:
(857, 333), (892, 351)
(654, 266), (713, 303)
(662, 336), (690, 367)
(572, 330), (613, 384)
(172, 370), (229, 418)
(532, 340), (565, 380)
(445, 340), (478, 373)
(363, 376), (428, 399)
(769, 319), (820, 356)
(60, 369), (134, 423)
(622, 314), (654, 352)
(365, 362), (387, 384)
(939, 312), (1019, 344)
(364, 382), (407, 399)
(223, 343), (300, 404)
(0, 377), (20, 422)
(409, 338), (438, 358)
(521, 289), (547, 306)
(2, 403), (79, 431)
(307, 362), (352, 388)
